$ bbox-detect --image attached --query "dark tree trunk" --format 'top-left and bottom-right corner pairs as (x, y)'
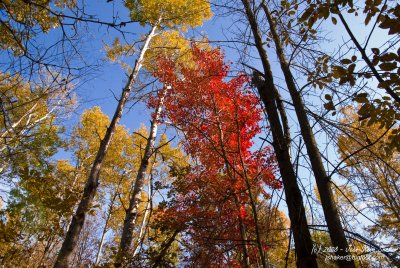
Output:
(151, 229), (180, 268)
(261, 3), (355, 267)
(240, 0), (318, 267)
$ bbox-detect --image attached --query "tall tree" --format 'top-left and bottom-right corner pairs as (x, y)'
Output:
(260, 2), (355, 267)
(150, 45), (281, 266)
(239, 0), (318, 266)
(54, 1), (211, 266)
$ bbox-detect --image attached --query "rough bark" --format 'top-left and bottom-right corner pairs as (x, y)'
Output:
(261, 3), (355, 267)
(240, 0), (318, 267)
(115, 88), (166, 267)
(54, 23), (159, 268)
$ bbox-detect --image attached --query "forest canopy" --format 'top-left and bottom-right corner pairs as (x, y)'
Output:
(0, 0), (399, 267)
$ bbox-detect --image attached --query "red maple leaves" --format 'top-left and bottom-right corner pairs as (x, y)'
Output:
(150, 45), (281, 266)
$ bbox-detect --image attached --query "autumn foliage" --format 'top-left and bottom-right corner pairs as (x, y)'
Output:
(148, 46), (280, 266)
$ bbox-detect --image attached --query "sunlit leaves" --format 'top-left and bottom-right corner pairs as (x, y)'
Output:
(337, 107), (400, 249)
(149, 45), (279, 265)
(0, 0), (76, 54)
(125, 0), (212, 29)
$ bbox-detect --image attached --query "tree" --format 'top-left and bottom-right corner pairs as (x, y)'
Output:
(260, 2), (354, 266)
(299, 0), (400, 151)
(55, 1), (211, 266)
(238, 0), (318, 266)
(0, 0), (76, 54)
(337, 107), (400, 264)
(150, 45), (280, 267)
(0, 70), (75, 178)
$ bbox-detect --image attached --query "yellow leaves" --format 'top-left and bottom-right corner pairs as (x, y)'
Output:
(54, 0), (77, 9)
(144, 30), (190, 71)
(158, 133), (188, 169)
(72, 107), (109, 154)
(0, 0), (71, 54)
(125, 0), (212, 29)
(0, 71), (73, 157)
(143, 30), (212, 72)
(105, 37), (135, 63)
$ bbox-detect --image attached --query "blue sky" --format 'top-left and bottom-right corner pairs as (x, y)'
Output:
(43, 0), (393, 238)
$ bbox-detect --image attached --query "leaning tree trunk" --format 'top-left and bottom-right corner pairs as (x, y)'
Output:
(54, 23), (159, 268)
(261, 3), (355, 267)
(151, 229), (180, 268)
(240, 0), (318, 267)
(115, 88), (167, 267)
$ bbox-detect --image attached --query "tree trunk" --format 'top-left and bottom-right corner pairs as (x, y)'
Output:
(151, 229), (180, 268)
(115, 88), (167, 267)
(54, 23), (159, 268)
(94, 182), (121, 266)
(132, 168), (154, 257)
(235, 196), (251, 268)
(212, 100), (251, 267)
(261, 3), (355, 268)
(240, 1), (318, 267)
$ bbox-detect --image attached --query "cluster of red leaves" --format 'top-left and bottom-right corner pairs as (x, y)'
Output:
(151, 45), (281, 266)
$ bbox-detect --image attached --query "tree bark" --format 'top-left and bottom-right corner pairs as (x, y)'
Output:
(235, 196), (251, 268)
(115, 88), (167, 267)
(261, 3), (355, 267)
(240, 0), (318, 267)
(53, 23), (159, 268)
(132, 167), (154, 257)
(151, 229), (180, 268)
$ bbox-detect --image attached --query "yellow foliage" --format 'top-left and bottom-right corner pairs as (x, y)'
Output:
(125, 0), (212, 29)
(0, 0), (76, 54)
(144, 31), (191, 71)
(338, 107), (400, 248)
(105, 37), (135, 63)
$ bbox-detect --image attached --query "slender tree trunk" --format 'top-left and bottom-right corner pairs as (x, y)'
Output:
(211, 99), (251, 267)
(233, 102), (267, 268)
(115, 88), (167, 267)
(94, 222), (107, 267)
(240, 1), (318, 267)
(238, 155), (267, 268)
(54, 23), (159, 268)
(235, 195), (251, 268)
(94, 185), (120, 266)
(151, 229), (180, 268)
(132, 167), (154, 257)
(261, 3), (355, 267)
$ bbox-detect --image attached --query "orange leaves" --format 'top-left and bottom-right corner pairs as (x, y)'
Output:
(149, 45), (279, 265)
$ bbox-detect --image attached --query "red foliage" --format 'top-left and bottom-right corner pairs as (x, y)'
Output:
(151, 45), (281, 266)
